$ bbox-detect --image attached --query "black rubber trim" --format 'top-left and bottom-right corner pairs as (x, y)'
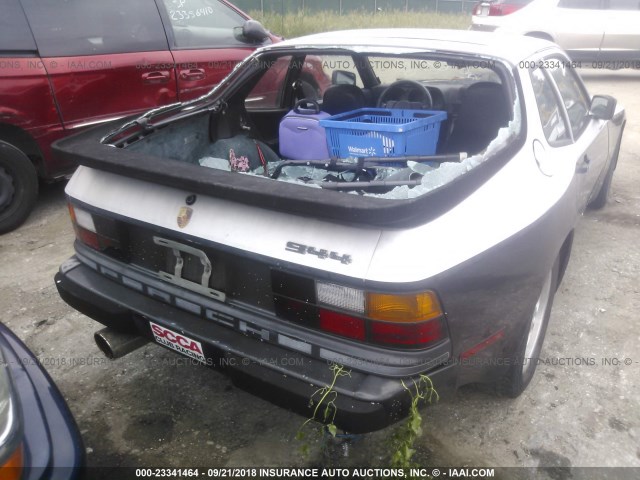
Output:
(54, 263), (456, 432)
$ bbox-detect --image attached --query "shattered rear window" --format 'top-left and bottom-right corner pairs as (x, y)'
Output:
(126, 50), (523, 200)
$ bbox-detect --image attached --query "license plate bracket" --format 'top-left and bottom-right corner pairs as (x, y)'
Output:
(153, 236), (225, 301)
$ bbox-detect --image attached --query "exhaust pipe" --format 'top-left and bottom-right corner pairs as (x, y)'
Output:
(94, 328), (148, 359)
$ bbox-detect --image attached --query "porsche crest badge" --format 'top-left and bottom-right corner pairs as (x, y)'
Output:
(177, 206), (193, 228)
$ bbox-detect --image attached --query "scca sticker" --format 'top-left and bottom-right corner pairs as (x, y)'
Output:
(150, 322), (206, 363)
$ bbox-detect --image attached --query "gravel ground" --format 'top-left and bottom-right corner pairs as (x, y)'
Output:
(0, 68), (638, 477)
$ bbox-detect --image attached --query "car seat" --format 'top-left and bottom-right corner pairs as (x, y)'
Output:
(444, 82), (511, 155)
(322, 84), (366, 115)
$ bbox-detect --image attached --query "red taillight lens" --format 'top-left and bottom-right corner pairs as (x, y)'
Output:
(319, 309), (366, 341)
(75, 226), (101, 250)
(371, 319), (444, 346)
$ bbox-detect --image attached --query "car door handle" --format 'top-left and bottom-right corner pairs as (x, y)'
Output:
(576, 154), (590, 174)
(141, 71), (170, 84)
(180, 68), (206, 81)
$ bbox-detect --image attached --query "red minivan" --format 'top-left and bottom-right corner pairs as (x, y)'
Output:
(0, 0), (278, 233)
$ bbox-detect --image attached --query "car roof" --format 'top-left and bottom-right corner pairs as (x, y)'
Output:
(267, 28), (557, 64)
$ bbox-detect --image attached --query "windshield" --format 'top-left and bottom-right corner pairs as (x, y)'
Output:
(366, 56), (502, 84)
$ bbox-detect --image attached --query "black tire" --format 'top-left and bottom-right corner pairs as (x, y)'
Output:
(498, 258), (559, 398)
(0, 141), (39, 234)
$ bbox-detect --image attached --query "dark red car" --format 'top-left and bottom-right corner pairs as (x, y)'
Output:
(0, 0), (279, 233)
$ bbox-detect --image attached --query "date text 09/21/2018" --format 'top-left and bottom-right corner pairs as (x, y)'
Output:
(519, 60), (640, 70)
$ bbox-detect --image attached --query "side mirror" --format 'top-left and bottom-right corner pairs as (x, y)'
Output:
(236, 20), (269, 43)
(331, 70), (357, 86)
(589, 95), (617, 120)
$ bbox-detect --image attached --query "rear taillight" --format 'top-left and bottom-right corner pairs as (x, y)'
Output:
(273, 272), (447, 349)
(68, 203), (99, 249)
(318, 283), (445, 348)
(68, 203), (119, 251)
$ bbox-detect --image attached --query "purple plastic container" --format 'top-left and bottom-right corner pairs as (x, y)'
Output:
(279, 99), (331, 160)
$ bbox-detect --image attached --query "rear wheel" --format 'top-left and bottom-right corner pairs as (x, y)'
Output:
(0, 141), (39, 234)
(498, 259), (559, 397)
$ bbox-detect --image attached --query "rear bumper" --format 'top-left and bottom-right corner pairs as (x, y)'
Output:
(55, 256), (456, 433)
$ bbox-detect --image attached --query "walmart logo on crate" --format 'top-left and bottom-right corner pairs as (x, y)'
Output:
(321, 107), (447, 159)
(347, 145), (379, 156)
(345, 135), (394, 156)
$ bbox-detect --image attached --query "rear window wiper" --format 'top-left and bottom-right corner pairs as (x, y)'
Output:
(101, 103), (183, 144)
(102, 100), (224, 146)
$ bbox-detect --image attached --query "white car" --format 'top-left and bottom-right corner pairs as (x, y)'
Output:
(54, 29), (625, 433)
(472, 0), (640, 66)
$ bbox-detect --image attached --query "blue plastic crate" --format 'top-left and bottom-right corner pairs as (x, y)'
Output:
(319, 108), (447, 159)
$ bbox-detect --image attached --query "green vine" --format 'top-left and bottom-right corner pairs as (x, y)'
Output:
(296, 363), (351, 456)
(390, 374), (439, 470)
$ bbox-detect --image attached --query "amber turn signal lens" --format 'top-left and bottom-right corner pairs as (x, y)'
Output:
(366, 291), (442, 323)
(0, 443), (23, 480)
(67, 203), (77, 224)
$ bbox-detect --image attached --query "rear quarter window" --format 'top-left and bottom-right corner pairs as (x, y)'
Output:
(529, 67), (570, 145)
(548, 64), (590, 139)
(21, 0), (168, 57)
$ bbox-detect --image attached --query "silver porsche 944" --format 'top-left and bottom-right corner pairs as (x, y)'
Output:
(54, 29), (625, 432)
